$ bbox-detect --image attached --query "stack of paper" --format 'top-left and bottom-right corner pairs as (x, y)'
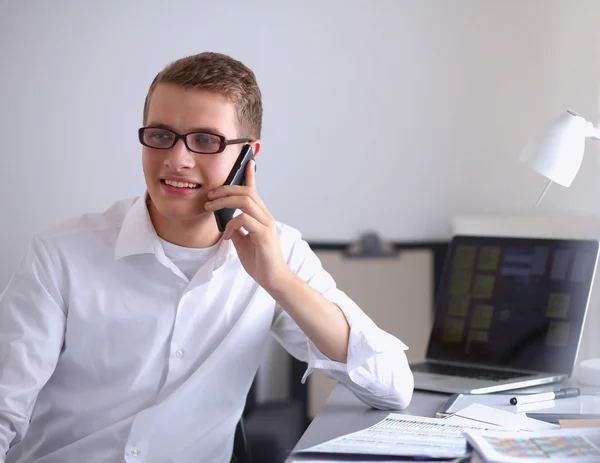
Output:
(443, 403), (560, 431)
(295, 413), (502, 459)
(288, 459), (442, 463)
(293, 404), (560, 461)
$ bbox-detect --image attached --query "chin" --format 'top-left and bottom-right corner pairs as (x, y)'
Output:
(150, 196), (209, 222)
(162, 206), (210, 222)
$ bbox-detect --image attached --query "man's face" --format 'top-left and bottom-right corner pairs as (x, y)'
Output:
(142, 83), (252, 224)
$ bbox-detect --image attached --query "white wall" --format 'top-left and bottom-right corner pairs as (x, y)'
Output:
(2, 0), (600, 394)
(2, 0), (600, 286)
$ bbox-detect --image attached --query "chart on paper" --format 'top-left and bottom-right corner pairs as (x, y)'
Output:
(298, 413), (496, 459)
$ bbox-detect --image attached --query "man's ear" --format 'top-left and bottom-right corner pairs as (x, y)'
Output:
(249, 140), (261, 158)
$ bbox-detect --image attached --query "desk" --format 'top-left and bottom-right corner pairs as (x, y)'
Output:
(286, 379), (599, 460)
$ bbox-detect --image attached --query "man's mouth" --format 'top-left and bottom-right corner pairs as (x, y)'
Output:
(161, 179), (201, 189)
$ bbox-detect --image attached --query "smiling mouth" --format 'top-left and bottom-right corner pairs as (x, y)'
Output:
(161, 179), (201, 189)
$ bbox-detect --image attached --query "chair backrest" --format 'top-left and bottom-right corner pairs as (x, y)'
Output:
(232, 418), (252, 463)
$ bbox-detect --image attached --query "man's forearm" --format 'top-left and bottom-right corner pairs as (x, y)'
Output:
(265, 271), (350, 363)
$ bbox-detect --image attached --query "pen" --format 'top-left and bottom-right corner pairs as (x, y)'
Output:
(509, 387), (580, 405)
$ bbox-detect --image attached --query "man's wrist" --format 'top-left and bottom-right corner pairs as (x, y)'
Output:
(262, 267), (297, 300)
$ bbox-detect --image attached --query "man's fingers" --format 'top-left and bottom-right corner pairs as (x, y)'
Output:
(245, 160), (256, 189)
(207, 160), (273, 220)
(223, 212), (263, 240)
(205, 195), (270, 226)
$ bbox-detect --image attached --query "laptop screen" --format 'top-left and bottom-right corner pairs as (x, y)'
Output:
(427, 235), (599, 374)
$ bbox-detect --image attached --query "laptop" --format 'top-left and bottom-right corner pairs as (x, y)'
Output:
(410, 234), (599, 394)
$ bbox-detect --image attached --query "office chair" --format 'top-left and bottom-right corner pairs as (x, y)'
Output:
(233, 372), (305, 463)
(232, 418), (252, 463)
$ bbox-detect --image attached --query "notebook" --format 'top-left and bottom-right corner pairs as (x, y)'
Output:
(410, 234), (599, 394)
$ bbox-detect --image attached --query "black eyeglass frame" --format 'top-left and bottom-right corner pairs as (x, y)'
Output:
(138, 126), (251, 154)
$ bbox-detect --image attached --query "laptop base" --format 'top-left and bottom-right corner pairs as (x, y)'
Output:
(410, 360), (567, 394)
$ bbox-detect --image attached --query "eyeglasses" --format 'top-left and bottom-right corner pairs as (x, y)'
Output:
(138, 126), (250, 154)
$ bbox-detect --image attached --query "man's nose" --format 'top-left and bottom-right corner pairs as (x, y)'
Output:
(164, 139), (196, 170)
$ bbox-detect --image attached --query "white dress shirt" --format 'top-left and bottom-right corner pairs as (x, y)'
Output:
(0, 195), (414, 463)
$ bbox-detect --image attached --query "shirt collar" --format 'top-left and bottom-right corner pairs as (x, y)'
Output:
(114, 193), (237, 270)
(114, 194), (159, 260)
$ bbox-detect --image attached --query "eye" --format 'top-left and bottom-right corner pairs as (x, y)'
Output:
(149, 130), (173, 140)
(141, 128), (175, 148)
(192, 133), (219, 145)
(188, 133), (221, 153)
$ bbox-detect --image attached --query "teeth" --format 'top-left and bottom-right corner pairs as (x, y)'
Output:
(164, 180), (199, 189)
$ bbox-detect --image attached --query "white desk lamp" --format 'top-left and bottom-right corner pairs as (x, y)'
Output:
(520, 109), (600, 386)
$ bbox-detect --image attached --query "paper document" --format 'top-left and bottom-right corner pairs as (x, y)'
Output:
(464, 427), (600, 462)
(288, 459), (441, 463)
(296, 413), (496, 459)
(444, 404), (559, 431)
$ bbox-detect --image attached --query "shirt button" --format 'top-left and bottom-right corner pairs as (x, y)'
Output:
(131, 449), (139, 457)
(175, 349), (184, 357)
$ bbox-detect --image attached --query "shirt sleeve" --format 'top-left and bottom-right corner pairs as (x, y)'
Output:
(0, 235), (67, 458)
(269, 230), (414, 410)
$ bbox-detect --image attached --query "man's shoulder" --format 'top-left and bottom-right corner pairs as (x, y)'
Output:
(274, 221), (310, 256)
(274, 220), (302, 242)
(36, 197), (139, 246)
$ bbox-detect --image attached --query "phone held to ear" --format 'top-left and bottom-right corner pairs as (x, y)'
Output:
(214, 144), (255, 233)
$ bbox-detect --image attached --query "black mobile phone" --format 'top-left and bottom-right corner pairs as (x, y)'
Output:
(214, 144), (255, 232)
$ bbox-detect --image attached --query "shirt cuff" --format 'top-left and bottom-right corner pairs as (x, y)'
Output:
(300, 288), (408, 395)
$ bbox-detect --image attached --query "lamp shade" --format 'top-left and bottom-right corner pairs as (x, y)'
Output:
(520, 110), (588, 187)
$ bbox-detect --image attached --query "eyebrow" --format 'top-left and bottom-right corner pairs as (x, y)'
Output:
(147, 122), (226, 137)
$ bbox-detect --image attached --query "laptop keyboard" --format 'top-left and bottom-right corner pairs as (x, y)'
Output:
(412, 362), (530, 381)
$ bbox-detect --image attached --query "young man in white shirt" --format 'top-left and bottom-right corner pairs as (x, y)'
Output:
(0, 52), (414, 463)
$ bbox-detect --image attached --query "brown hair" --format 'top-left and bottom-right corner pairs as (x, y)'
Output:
(143, 52), (262, 139)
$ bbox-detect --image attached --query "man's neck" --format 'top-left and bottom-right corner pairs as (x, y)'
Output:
(147, 201), (222, 249)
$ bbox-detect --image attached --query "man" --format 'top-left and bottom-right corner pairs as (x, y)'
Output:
(0, 52), (413, 463)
